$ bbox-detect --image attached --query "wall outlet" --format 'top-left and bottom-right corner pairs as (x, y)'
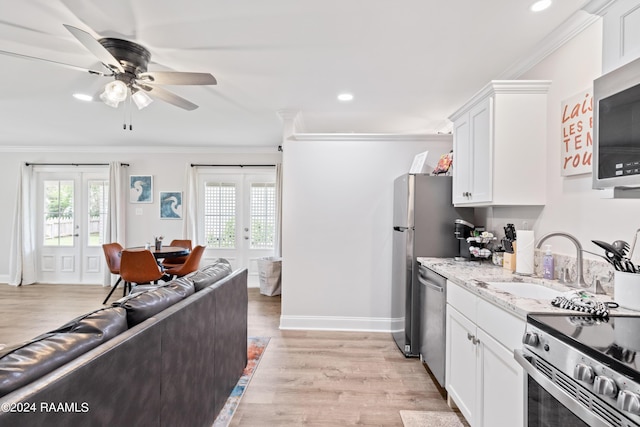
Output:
(135, 208), (143, 216)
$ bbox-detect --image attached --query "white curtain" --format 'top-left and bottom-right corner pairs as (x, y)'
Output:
(274, 162), (283, 258)
(103, 162), (126, 285)
(183, 163), (199, 243)
(8, 164), (37, 286)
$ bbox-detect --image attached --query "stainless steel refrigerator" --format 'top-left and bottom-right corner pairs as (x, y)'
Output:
(391, 173), (473, 357)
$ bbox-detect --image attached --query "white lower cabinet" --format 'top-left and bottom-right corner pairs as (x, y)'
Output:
(446, 281), (525, 427)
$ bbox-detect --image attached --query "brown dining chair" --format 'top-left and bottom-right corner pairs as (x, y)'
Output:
(164, 245), (206, 279)
(161, 239), (193, 269)
(119, 249), (165, 295)
(102, 242), (125, 304)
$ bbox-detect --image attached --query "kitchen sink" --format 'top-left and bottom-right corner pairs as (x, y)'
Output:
(484, 281), (564, 300)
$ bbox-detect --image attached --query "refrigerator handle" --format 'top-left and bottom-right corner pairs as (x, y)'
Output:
(393, 226), (410, 232)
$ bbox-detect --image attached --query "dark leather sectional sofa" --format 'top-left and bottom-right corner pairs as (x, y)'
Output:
(0, 261), (248, 427)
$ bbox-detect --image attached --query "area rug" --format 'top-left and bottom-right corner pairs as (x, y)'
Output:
(213, 337), (270, 427)
(400, 410), (465, 427)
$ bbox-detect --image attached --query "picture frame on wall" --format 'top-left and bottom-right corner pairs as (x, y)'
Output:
(130, 175), (153, 203)
(160, 191), (183, 219)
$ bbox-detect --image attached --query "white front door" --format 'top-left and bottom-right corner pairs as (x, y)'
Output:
(36, 169), (108, 284)
(199, 170), (276, 286)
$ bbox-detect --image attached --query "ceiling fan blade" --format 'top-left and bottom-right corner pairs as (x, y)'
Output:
(138, 71), (217, 86)
(137, 84), (198, 111)
(0, 49), (110, 76)
(63, 24), (124, 73)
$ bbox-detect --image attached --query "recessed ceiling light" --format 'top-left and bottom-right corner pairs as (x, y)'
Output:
(337, 93), (354, 102)
(73, 93), (93, 102)
(530, 0), (552, 12)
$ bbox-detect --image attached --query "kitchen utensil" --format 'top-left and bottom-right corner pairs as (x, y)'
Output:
(613, 240), (630, 256)
(592, 240), (624, 260)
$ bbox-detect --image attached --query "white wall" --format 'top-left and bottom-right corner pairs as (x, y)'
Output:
(486, 19), (640, 262)
(280, 136), (452, 331)
(0, 147), (281, 283)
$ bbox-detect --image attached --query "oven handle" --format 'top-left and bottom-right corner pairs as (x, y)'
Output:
(514, 350), (612, 427)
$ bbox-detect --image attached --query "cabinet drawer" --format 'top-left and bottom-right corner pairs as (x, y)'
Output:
(476, 298), (525, 351)
(447, 281), (476, 322)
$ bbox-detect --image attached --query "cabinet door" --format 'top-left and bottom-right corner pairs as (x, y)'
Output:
(446, 305), (478, 425)
(477, 329), (524, 427)
(468, 98), (491, 204)
(602, 0), (640, 73)
(452, 113), (471, 205)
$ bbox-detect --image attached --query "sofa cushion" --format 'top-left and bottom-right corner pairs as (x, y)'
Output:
(0, 307), (127, 398)
(130, 277), (195, 298)
(114, 284), (187, 328)
(190, 259), (233, 292)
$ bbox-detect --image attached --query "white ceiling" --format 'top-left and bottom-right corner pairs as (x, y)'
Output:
(0, 0), (602, 148)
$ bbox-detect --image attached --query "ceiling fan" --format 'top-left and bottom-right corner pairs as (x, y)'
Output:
(0, 24), (217, 112)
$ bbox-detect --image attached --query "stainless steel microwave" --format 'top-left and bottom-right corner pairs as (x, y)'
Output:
(593, 56), (640, 189)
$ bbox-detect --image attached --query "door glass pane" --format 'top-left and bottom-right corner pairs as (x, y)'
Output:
(250, 183), (275, 249)
(204, 182), (236, 248)
(43, 180), (74, 246)
(88, 180), (109, 247)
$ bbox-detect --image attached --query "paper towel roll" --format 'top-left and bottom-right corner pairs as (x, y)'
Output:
(516, 230), (535, 275)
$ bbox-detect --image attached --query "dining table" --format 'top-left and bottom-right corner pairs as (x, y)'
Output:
(125, 245), (190, 260)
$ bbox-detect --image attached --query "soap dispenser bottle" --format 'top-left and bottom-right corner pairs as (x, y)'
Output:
(543, 245), (554, 279)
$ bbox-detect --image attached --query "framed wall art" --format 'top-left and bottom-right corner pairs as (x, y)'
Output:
(160, 191), (183, 219)
(130, 175), (153, 203)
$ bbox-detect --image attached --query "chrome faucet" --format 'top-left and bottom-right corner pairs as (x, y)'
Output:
(536, 232), (587, 288)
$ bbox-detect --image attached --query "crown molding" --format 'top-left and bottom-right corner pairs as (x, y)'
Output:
(449, 80), (551, 121)
(498, 8), (603, 79)
(0, 145), (280, 154)
(290, 133), (452, 142)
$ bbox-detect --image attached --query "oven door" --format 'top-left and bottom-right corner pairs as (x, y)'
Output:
(515, 350), (613, 427)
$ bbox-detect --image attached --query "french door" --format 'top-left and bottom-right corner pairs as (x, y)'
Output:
(199, 170), (276, 286)
(36, 169), (108, 284)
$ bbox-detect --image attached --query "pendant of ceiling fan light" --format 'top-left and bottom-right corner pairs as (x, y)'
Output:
(132, 90), (153, 110)
(100, 80), (128, 108)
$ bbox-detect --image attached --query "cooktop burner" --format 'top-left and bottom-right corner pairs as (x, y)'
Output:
(528, 313), (640, 382)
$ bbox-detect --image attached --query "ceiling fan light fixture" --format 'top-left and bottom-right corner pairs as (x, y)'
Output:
(132, 90), (153, 110)
(100, 80), (128, 106)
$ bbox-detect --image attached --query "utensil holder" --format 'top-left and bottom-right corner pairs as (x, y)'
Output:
(155, 240), (162, 251)
(614, 271), (640, 311)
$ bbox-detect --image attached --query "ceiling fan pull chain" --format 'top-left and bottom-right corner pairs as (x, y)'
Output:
(129, 92), (133, 131)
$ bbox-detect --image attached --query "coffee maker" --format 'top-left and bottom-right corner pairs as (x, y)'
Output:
(454, 219), (474, 260)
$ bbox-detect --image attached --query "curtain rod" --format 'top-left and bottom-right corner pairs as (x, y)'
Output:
(190, 164), (275, 168)
(25, 162), (130, 166)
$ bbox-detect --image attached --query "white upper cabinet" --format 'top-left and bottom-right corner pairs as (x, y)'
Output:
(449, 81), (551, 207)
(602, 0), (640, 73)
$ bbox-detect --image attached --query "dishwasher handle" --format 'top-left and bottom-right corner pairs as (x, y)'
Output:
(417, 273), (444, 293)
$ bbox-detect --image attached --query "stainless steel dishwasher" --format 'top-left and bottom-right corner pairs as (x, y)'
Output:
(418, 264), (447, 389)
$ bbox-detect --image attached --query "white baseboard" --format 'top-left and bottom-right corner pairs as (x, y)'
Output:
(279, 315), (400, 333)
(0, 275), (9, 285)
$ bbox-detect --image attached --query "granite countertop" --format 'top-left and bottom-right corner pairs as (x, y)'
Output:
(417, 257), (636, 319)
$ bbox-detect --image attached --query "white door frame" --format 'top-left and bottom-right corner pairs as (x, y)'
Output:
(197, 168), (276, 287)
(35, 167), (107, 284)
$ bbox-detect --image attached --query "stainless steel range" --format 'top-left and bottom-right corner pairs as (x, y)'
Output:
(516, 313), (640, 427)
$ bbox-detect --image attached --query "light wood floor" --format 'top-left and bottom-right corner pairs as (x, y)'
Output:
(0, 284), (468, 426)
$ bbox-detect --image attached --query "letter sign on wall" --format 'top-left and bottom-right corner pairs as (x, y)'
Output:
(560, 88), (593, 176)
